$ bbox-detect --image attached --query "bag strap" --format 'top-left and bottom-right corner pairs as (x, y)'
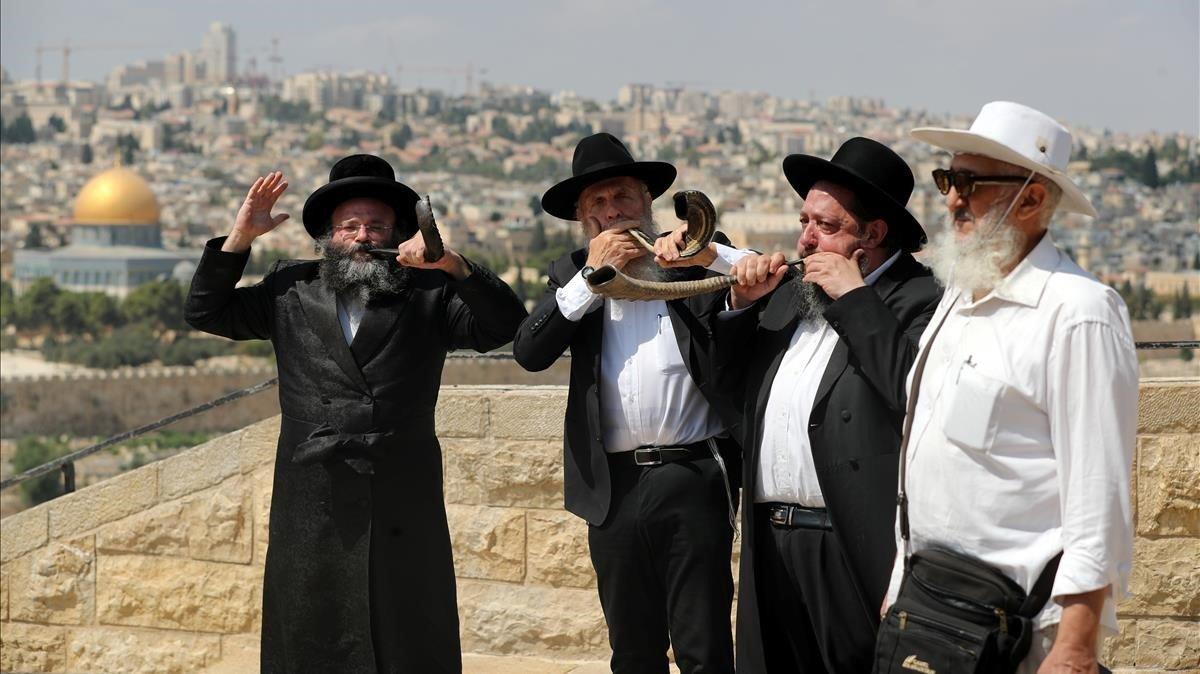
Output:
(897, 292), (959, 559)
(1019, 551), (1063, 618)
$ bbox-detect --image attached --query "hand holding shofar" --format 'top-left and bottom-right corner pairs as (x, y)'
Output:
(367, 195), (445, 262)
(583, 190), (801, 301)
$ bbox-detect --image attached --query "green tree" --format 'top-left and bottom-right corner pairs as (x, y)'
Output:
(390, 122), (413, 149)
(530, 220), (548, 253)
(116, 133), (140, 165)
(4, 113), (37, 143)
(121, 280), (185, 331)
(1141, 147), (1160, 189)
(14, 278), (61, 329)
(47, 114), (67, 133)
(0, 280), (14, 326)
(85, 292), (123, 329)
(80, 143), (94, 164)
(1175, 285), (1193, 319)
(528, 195), (543, 217)
(50, 292), (93, 334)
(11, 436), (73, 506)
(304, 130), (325, 151)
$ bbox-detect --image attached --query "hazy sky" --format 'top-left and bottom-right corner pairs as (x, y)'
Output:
(2, 0), (1197, 134)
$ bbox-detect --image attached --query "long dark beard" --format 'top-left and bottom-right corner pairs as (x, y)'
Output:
(315, 235), (411, 303)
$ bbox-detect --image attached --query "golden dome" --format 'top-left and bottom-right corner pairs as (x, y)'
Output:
(73, 167), (161, 224)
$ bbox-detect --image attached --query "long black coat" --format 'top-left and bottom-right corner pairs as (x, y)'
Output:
(512, 247), (740, 526)
(184, 237), (526, 674)
(712, 253), (940, 673)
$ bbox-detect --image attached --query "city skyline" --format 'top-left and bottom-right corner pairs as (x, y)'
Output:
(1, 0), (1197, 136)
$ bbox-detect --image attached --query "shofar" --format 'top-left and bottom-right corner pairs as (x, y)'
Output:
(414, 195), (445, 262)
(585, 189), (724, 301)
(583, 265), (740, 302)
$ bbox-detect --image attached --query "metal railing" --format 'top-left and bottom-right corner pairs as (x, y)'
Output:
(1, 344), (1196, 498)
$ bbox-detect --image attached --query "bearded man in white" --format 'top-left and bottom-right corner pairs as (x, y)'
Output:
(883, 102), (1138, 674)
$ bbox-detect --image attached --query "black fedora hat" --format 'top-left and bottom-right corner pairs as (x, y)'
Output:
(541, 133), (676, 220)
(301, 154), (421, 239)
(782, 137), (927, 251)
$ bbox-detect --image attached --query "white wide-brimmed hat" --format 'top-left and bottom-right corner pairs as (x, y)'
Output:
(911, 101), (1096, 217)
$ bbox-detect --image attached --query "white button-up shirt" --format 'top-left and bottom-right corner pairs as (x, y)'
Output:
(885, 233), (1138, 633)
(755, 251), (901, 506)
(556, 243), (749, 453)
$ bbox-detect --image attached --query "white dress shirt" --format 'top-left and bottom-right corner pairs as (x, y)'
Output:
(336, 293), (367, 344)
(755, 250), (901, 505)
(556, 243), (748, 453)
(884, 233), (1138, 633)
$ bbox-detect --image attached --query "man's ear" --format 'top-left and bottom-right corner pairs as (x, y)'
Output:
(862, 219), (889, 249)
(1014, 182), (1048, 225)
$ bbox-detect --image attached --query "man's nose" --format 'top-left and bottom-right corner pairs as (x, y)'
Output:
(354, 227), (371, 242)
(945, 187), (967, 212)
(799, 222), (817, 249)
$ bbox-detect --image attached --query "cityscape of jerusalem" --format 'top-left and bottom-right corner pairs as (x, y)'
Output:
(1, 11), (1198, 674)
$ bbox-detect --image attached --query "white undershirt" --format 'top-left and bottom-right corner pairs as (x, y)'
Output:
(752, 250), (900, 505)
(555, 243), (749, 453)
(336, 293), (366, 344)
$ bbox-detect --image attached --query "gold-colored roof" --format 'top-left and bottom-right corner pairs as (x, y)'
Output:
(73, 167), (161, 225)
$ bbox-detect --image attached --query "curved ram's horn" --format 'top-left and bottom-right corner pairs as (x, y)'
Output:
(414, 196), (445, 262)
(584, 265), (737, 302)
(672, 190), (716, 258)
(584, 258), (805, 302)
(627, 189), (718, 257)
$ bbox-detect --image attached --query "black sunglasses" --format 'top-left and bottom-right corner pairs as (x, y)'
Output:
(932, 169), (1030, 197)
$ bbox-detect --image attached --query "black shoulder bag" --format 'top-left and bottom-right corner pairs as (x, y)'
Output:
(873, 295), (1062, 674)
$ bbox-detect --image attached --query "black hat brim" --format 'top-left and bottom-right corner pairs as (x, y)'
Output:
(301, 177), (421, 239)
(782, 155), (927, 252)
(541, 161), (677, 221)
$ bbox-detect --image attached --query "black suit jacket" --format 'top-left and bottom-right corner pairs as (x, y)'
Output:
(713, 252), (940, 672)
(512, 246), (739, 526)
(185, 237), (526, 673)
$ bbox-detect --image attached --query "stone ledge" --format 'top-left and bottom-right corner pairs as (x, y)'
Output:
(46, 467), (157, 539)
(1138, 379), (1200, 435)
(0, 506), (48, 564)
(157, 432), (242, 502)
(67, 626), (224, 674)
(96, 555), (262, 633)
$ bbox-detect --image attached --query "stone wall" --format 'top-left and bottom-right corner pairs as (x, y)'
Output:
(0, 357), (569, 438)
(1, 380), (1197, 673)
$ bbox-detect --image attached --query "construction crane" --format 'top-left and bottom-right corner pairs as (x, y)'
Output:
(34, 41), (161, 86)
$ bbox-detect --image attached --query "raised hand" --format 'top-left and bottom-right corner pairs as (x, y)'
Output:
(654, 223), (717, 268)
(729, 252), (789, 309)
(224, 171), (290, 253)
(802, 249), (866, 300)
(393, 230), (472, 281)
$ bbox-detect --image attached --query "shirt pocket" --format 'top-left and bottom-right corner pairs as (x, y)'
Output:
(942, 363), (1004, 452)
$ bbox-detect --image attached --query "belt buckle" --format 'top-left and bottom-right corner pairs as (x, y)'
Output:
(633, 448), (662, 466)
(770, 506), (790, 526)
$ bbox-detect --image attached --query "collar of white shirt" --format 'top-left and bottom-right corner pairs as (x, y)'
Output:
(960, 232), (1059, 309)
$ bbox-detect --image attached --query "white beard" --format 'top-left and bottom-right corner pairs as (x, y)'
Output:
(928, 202), (1023, 296)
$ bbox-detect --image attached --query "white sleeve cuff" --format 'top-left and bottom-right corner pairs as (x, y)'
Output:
(555, 269), (602, 321)
(706, 243), (752, 275)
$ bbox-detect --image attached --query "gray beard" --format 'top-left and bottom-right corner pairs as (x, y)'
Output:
(315, 235), (411, 303)
(616, 217), (673, 282)
(787, 277), (834, 322)
(928, 201), (1023, 295)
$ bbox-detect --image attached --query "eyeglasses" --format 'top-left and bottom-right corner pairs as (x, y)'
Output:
(932, 169), (1031, 198)
(332, 223), (394, 236)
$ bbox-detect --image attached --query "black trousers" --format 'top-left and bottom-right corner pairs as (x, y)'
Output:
(753, 504), (879, 674)
(588, 453), (737, 674)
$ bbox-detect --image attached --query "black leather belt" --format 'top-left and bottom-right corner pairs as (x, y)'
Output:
(765, 503), (833, 531)
(610, 441), (707, 468)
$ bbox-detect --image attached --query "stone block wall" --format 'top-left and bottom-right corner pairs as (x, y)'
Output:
(1, 380), (1198, 673)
